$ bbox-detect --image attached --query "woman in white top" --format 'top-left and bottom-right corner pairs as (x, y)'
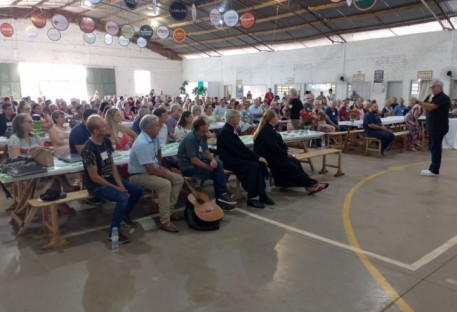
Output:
(175, 111), (194, 142)
(48, 110), (71, 157)
(8, 113), (41, 158)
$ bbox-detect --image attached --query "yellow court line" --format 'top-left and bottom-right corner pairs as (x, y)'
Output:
(343, 156), (457, 312)
(342, 170), (414, 312)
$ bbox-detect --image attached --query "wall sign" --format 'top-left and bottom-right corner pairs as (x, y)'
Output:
(240, 12), (255, 29)
(353, 0), (377, 11)
(374, 69), (384, 83)
(157, 26), (170, 39)
(31, 12), (47, 29)
(0, 23), (14, 37)
(139, 25), (153, 39)
(417, 70), (433, 80)
(224, 10), (239, 27)
(352, 73), (365, 82)
(79, 17), (96, 33)
(169, 1), (187, 21)
(173, 28), (186, 42)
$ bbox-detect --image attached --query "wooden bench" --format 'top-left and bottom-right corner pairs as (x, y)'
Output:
(342, 129), (365, 152)
(295, 148), (344, 177)
(326, 131), (346, 149)
(27, 190), (91, 249)
(363, 130), (409, 157)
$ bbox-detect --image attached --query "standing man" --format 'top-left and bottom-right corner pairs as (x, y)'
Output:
(129, 115), (184, 232)
(264, 88), (274, 105)
(82, 115), (143, 243)
(217, 110), (274, 209)
(177, 116), (237, 210)
(288, 88), (303, 129)
(418, 79), (450, 177)
(363, 103), (394, 157)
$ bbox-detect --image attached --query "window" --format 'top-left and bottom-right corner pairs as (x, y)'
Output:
(410, 80), (419, 98)
(134, 70), (151, 95)
(305, 83), (336, 98)
(0, 63), (21, 99)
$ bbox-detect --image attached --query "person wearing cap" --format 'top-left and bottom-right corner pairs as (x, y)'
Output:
(82, 115), (143, 244)
(69, 109), (98, 155)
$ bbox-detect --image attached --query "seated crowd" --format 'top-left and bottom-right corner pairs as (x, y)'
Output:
(2, 87), (452, 243)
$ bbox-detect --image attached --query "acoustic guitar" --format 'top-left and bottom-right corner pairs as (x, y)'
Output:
(185, 179), (224, 222)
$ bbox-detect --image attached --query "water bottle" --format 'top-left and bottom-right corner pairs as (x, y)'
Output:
(321, 137), (326, 148)
(111, 227), (119, 253)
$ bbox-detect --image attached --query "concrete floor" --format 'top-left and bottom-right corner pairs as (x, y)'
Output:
(0, 148), (457, 312)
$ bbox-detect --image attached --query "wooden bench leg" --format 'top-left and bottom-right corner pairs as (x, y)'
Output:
(335, 152), (345, 177)
(43, 204), (69, 249)
(17, 206), (38, 235)
(318, 155), (329, 174)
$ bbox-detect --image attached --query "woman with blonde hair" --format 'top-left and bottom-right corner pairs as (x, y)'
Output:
(253, 110), (329, 194)
(48, 110), (71, 157)
(105, 108), (137, 151)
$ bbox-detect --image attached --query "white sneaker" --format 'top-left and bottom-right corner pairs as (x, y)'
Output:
(421, 170), (438, 177)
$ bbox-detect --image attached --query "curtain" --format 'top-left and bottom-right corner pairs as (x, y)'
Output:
(418, 80), (431, 101)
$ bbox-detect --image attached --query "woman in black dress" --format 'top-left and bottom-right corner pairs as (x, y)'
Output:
(253, 110), (328, 194)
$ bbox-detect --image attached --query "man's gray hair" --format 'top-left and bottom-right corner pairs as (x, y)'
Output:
(139, 114), (158, 131)
(225, 109), (241, 121)
(289, 88), (298, 97)
(170, 103), (182, 113)
(430, 79), (443, 88)
(138, 107), (150, 118)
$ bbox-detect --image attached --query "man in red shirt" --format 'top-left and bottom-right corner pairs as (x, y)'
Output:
(264, 88), (274, 105)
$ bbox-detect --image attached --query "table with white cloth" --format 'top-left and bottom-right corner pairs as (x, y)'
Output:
(339, 116), (406, 128)
(443, 118), (457, 149)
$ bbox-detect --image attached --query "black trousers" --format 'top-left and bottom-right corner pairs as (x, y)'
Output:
(231, 161), (269, 198)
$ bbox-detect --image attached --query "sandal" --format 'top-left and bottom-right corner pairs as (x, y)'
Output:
(318, 182), (329, 190)
(306, 184), (323, 195)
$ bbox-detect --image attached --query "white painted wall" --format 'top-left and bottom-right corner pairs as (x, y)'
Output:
(183, 30), (457, 106)
(0, 19), (182, 98)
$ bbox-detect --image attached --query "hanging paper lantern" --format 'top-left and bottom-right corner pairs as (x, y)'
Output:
(191, 3), (197, 22)
(124, 0), (139, 10)
(139, 25), (153, 40)
(31, 12), (47, 29)
(51, 14), (69, 31)
(223, 10), (239, 27)
(173, 28), (186, 43)
(209, 9), (221, 27)
(47, 28), (61, 41)
(105, 21), (119, 36)
(137, 37), (147, 48)
(0, 23), (14, 37)
(79, 17), (96, 33)
(169, 1), (188, 21)
(240, 12), (255, 29)
(157, 26), (170, 39)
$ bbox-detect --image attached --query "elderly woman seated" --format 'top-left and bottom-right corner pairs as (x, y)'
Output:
(253, 110), (329, 195)
(8, 114), (79, 213)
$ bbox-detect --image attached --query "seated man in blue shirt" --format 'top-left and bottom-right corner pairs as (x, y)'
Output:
(129, 115), (184, 233)
(177, 116), (236, 210)
(393, 98), (410, 116)
(363, 103), (394, 156)
(130, 107), (150, 135)
(69, 109), (98, 155)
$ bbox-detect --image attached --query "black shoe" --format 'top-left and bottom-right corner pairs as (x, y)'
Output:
(247, 199), (265, 209)
(259, 194), (275, 205)
(216, 200), (236, 211)
(217, 193), (237, 206)
(108, 232), (130, 244)
(121, 216), (137, 228)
